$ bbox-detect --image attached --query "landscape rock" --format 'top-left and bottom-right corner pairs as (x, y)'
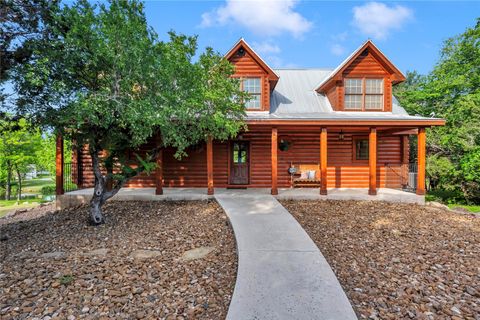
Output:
(81, 248), (108, 256)
(0, 201), (237, 319)
(180, 246), (215, 261)
(130, 249), (162, 260)
(427, 201), (449, 210)
(40, 251), (66, 260)
(283, 200), (480, 320)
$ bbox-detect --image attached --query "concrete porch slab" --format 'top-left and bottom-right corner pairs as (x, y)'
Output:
(57, 187), (423, 209)
(56, 187), (213, 210)
(276, 187), (425, 204)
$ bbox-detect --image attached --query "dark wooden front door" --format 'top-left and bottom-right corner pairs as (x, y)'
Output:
(230, 141), (249, 185)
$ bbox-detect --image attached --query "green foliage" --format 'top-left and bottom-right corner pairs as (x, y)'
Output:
(0, 116), (43, 199)
(395, 18), (480, 204)
(59, 274), (74, 285)
(1, 1), (60, 107)
(426, 155), (458, 191)
(12, 0), (246, 195)
(41, 185), (56, 196)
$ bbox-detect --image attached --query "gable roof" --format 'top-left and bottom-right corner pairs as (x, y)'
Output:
(224, 38), (280, 85)
(315, 40), (406, 92)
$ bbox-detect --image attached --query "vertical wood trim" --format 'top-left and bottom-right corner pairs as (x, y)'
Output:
(271, 127), (278, 195)
(417, 128), (426, 195)
(55, 134), (64, 195)
(207, 136), (214, 195)
(401, 135), (409, 188)
(401, 135), (409, 164)
(155, 135), (163, 195)
(337, 81), (344, 111)
(320, 127), (328, 195)
(369, 127), (377, 195)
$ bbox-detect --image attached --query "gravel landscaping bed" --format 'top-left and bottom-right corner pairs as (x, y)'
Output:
(0, 200), (237, 319)
(282, 200), (480, 320)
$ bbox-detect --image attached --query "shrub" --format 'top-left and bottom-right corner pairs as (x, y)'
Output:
(41, 185), (56, 196)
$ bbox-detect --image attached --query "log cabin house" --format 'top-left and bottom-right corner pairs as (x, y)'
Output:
(56, 39), (445, 198)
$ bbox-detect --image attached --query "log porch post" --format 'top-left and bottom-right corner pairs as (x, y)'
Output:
(368, 127), (377, 195)
(207, 136), (214, 195)
(320, 127), (328, 195)
(155, 134), (163, 195)
(271, 127), (278, 195)
(417, 127), (426, 195)
(55, 134), (64, 195)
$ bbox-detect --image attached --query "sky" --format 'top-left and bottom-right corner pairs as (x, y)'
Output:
(143, 0), (479, 75)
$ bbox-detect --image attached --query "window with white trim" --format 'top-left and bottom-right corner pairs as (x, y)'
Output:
(242, 78), (261, 109)
(344, 78), (384, 111)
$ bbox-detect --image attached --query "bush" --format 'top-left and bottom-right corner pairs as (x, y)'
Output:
(41, 185), (56, 196)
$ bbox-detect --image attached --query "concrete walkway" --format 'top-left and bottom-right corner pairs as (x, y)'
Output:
(214, 189), (357, 320)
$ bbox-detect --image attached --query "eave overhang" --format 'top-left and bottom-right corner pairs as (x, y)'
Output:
(246, 118), (446, 127)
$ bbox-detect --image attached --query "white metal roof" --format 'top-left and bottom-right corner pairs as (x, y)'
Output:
(244, 68), (439, 122)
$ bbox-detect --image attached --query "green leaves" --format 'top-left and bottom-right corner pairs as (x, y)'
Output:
(11, 0), (245, 192)
(394, 19), (480, 203)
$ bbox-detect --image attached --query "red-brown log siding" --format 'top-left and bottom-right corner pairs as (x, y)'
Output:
(77, 129), (405, 189)
(229, 51), (270, 111)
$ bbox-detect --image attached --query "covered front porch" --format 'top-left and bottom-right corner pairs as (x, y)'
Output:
(56, 187), (424, 209)
(54, 123), (431, 200)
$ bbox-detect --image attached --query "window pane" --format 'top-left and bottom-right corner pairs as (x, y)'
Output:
(366, 79), (383, 94)
(356, 140), (369, 160)
(365, 95), (383, 109)
(245, 94), (261, 109)
(243, 78), (260, 93)
(345, 79), (363, 94)
(345, 94), (362, 109)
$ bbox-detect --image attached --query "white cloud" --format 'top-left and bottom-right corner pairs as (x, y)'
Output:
(252, 41), (281, 54)
(265, 55), (298, 68)
(352, 2), (413, 40)
(201, 0), (312, 38)
(330, 44), (346, 56)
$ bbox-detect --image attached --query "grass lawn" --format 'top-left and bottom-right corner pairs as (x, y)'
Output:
(447, 204), (480, 213)
(0, 176), (55, 218)
(21, 176), (55, 194)
(0, 200), (48, 218)
(426, 189), (480, 213)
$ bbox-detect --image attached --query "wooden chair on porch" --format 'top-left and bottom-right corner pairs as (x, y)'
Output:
(291, 163), (321, 188)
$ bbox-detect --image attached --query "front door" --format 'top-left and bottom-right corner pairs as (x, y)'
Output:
(230, 141), (249, 185)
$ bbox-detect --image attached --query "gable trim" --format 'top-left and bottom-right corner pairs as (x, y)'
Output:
(225, 38), (280, 82)
(315, 40), (406, 93)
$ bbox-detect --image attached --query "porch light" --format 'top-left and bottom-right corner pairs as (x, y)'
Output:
(339, 130), (345, 141)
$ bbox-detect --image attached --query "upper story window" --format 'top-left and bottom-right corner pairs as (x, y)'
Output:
(345, 78), (384, 111)
(242, 77), (261, 109)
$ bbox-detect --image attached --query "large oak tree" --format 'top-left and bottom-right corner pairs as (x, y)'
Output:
(11, 0), (247, 224)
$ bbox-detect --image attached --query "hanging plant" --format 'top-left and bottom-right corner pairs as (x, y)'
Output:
(279, 138), (292, 151)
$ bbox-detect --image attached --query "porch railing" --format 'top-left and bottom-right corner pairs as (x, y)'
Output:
(63, 162), (79, 193)
(385, 163), (417, 193)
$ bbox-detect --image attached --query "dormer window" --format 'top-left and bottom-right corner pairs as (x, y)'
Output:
(345, 78), (384, 111)
(242, 77), (261, 109)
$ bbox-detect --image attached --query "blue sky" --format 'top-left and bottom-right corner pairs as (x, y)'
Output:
(144, 1), (479, 74)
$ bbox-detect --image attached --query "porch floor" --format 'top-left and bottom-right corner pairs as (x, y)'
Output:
(58, 187), (423, 209)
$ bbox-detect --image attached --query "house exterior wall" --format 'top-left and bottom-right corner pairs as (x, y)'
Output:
(75, 128), (407, 189)
(229, 51), (271, 111)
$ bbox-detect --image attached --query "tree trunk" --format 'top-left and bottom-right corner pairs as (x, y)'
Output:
(88, 148), (123, 225)
(16, 167), (22, 201)
(5, 162), (12, 201)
